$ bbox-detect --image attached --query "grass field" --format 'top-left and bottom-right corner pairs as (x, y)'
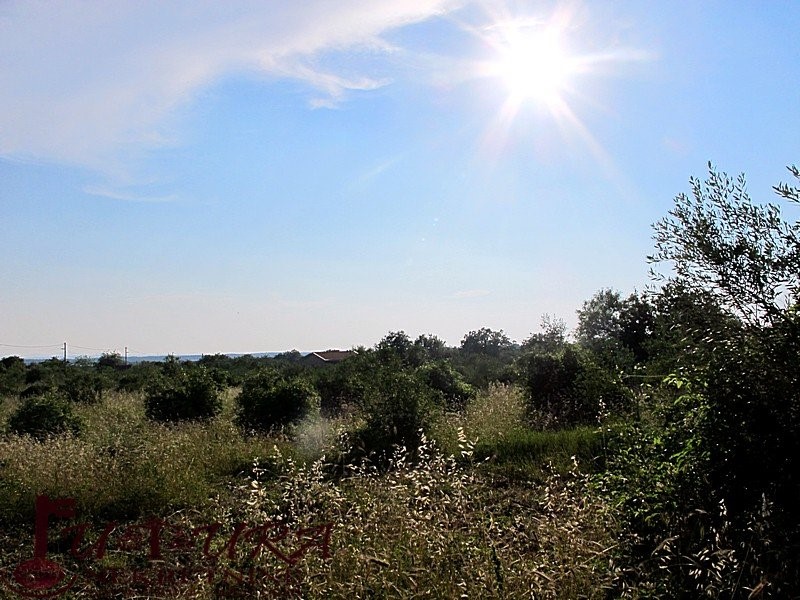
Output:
(0, 384), (621, 599)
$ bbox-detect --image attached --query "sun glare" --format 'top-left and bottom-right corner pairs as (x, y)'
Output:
(495, 30), (574, 107)
(472, 7), (647, 171)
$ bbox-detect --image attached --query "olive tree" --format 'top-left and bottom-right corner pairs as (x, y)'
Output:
(650, 163), (800, 327)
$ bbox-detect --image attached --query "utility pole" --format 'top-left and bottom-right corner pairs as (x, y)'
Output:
(63, 341), (67, 364)
(124, 346), (128, 365)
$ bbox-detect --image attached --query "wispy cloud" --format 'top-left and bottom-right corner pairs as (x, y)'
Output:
(83, 184), (179, 204)
(0, 0), (462, 171)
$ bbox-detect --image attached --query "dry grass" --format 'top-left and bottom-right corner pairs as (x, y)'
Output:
(194, 432), (620, 599)
(0, 391), (280, 523)
(0, 388), (620, 599)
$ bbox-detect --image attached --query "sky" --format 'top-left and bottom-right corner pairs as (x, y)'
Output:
(1, 1), (799, 358)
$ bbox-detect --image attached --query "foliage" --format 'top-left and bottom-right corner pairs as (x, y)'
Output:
(23, 360), (65, 390)
(61, 365), (105, 404)
(0, 356), (26, 397)
(354, 367), (441, 459)
(312, 355), (370, 416)
(413, 333), (449, 361)
(603, 164), (800, 597)
(416, 360), (476, 410)
(460, 327), (515, 357)
(161, 353), (184, 377)
(116, 361), (162, 392)
(7, 391), (81, 439)
(197, 352), (271, 385)
(145, 366), (222, 423)
(596, 377), (784, 597)
(374, 332), (450, 367)
(650, 163), (800, 327)
(576, 289), (654, 364)
(521, 314), (568, 354)
(645, 281), (739, 375)
(517, 345), (628, 427)
(375, 330), (416, 366)
(96, 351), (126, 370)
(20, 380), (55, 399)
(236, 368), (320, 432)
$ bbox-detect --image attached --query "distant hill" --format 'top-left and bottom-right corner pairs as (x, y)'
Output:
(22, 352), (283, 365)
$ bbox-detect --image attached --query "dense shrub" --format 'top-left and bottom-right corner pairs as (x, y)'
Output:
(236, 369), (320, 431)
(313, 363), (368, 416)
(417, 360), (475, 410)
(8, 392), (81, 439)
(517, 346), (628, 427)
(96, 352), (127, 370)
(145, 366), (222, 423)
(20, 380), (55, 399)
(0, 356), (26, 397)
(61, 366), (104, 404)
(355, 368), (440, 459)
(117, 362), (161, 392)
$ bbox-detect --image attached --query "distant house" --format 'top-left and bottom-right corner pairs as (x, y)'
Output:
(301, 350), (355, 367)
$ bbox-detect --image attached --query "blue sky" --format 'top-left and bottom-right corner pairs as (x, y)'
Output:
(1, 1), (799, 357)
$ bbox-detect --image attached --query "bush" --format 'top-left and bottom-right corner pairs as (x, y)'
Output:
(117, 362), (161, 392)
(61, 367), (104, 404)
(236, 369), (320, 432)
(8, 392), (81, 439)
(145, 366), (222, 423)
(417, 360), (475, 411)
(20, 380), (55, 399)
(0, 356), (26, 397)
(517, 346), (628, 427)
(313, 363), (368, 416)
(355, 368), (440, 459)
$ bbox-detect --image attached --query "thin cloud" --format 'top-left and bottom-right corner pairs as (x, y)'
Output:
(0, 0), (462, 171)
(83, 184), (180, 204)
(351, 156), (403, 189)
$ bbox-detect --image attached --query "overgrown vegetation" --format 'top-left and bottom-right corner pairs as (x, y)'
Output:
(144, 365), (223, 422)
(236, 368), (320, 432)
(1, 162), (798, 597)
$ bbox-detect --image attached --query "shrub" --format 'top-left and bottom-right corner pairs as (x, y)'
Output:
(0, 356), (26, 397)
(417, 360), (475, 410)
(8, 392), (81, 439)
(311, 351), (378, 416)
(20, 380), (55, 399)
(355, 368), (440, 459)
(96, 351), (126, 370)
(117, 362), (161, 392)
(61, 366), (104, 404)
(517, 346), (628, 427)
(145, 366), (222, 423)
(236, 369), (320, 432)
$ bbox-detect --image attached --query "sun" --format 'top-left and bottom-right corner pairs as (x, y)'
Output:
(472, 8), (650, 171)
(490, 24), (577, 109)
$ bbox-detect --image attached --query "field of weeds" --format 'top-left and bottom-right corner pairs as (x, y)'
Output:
(0, 385), (621, 599)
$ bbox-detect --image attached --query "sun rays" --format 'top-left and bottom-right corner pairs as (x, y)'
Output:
(465, 4), (646, 172)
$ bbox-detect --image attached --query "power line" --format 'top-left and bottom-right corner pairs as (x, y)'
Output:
(0, 342), (62, 349)
(71, 344), (117, 353)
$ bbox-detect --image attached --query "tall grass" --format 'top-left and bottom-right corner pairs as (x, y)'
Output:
(0, 391), (280, 522)
(0, 386), (621, 598)
(214, 432), (619, 599)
